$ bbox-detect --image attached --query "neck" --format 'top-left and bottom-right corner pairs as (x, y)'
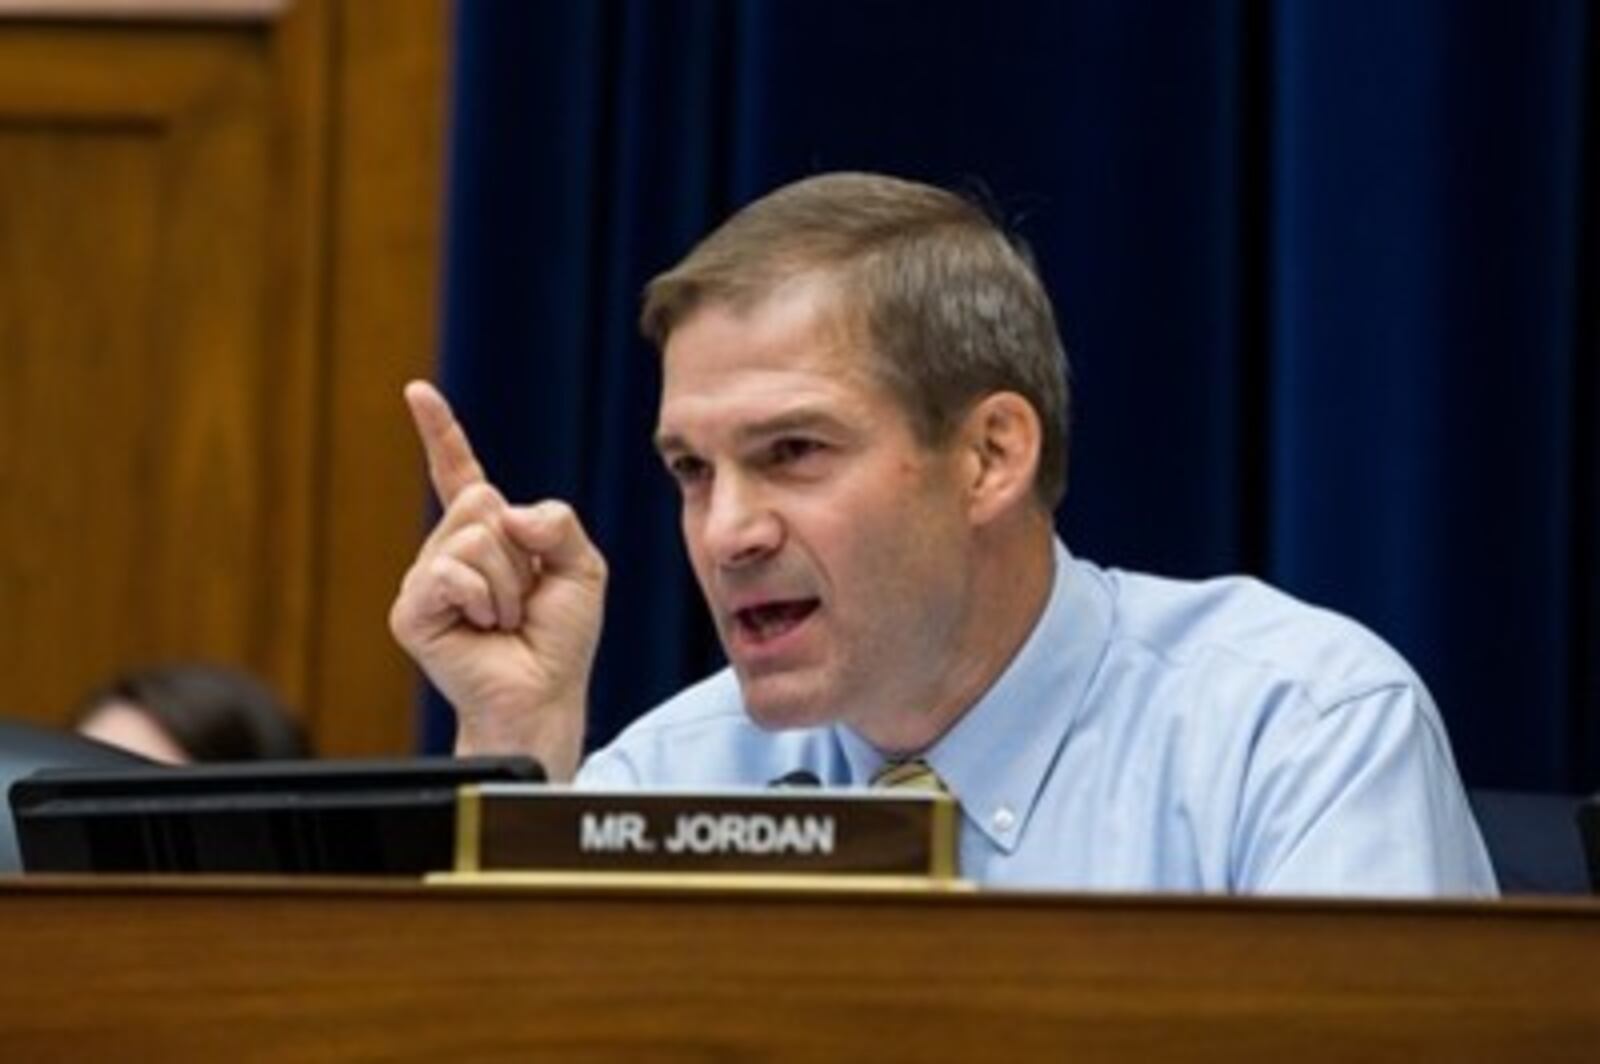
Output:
(857, 511), (1057, 756)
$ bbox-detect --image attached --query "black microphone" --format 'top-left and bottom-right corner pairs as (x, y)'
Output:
(768, 769), (821, 788)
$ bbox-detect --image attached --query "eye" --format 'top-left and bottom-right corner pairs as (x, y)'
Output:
(766, 437), (825, 467)
(665, 453), (711, 488)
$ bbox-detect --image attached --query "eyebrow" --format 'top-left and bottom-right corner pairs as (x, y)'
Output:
(654, 407), (854, 457)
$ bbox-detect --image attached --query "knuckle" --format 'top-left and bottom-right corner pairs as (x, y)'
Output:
(534, 499), (576, 526)
(387, 598), (408, 639)
(451, 481), (504, 519)
(439, 523), (501, 570)
(390, 566), (432, 639)
(454, 523), (494, 555)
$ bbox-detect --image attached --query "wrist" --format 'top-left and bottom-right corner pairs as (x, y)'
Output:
(453, 692), (586, 782)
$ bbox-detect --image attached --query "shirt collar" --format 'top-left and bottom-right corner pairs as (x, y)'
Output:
(836, 538), (1114, 852)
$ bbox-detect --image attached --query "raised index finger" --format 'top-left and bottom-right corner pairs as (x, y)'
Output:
(404, 380), (488, 505)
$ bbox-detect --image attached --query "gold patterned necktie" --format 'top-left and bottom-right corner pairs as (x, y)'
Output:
(870, 758), (949, 793)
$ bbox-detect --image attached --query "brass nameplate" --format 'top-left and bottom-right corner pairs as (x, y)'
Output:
(454, 784), (959, 881)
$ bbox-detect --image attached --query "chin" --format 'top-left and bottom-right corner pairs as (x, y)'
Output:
(735, 672), (840, 732)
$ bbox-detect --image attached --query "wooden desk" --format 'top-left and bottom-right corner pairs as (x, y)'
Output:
(0, 877), (1595, 1061)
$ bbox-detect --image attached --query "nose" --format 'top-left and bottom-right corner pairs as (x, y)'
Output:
(699, 471), (781, 570)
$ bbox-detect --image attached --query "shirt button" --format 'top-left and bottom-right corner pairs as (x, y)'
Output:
(991, 806), (1016, 833)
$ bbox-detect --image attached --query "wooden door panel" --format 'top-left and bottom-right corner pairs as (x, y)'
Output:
(0, 24), (287, 724)
(0, 3), (445, 753)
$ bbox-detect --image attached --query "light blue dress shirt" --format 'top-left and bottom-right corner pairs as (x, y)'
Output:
(577, 540), (1498, 897)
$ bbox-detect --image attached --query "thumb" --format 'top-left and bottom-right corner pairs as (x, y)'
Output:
(504, 501), (607, 582)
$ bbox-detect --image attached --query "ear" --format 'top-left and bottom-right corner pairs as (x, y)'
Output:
(958, 392), (1042, 525)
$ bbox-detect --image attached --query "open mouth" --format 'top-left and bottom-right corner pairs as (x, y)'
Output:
(734, 599), (820, 645)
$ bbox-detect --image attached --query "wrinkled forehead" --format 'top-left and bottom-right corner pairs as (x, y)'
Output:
(705, 266), (863, 341)
(654, 276), (895, 442)
(662, 272), (868, 379)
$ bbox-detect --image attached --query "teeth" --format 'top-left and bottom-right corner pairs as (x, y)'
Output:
(739, 601), (814, 642)
(750, 608), (785, 639)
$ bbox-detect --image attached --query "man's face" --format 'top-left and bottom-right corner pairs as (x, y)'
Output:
(654, 278), (981, 741)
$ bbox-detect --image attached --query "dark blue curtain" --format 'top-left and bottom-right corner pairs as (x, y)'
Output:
(430, 0), (1599, 793)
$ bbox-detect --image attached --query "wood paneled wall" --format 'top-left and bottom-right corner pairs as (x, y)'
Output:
(0, 0), (449, 754)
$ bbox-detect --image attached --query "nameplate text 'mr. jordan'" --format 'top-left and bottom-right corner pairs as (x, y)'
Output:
(454, 785), (959, 880)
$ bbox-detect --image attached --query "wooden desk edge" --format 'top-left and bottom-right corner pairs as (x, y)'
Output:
(1, 871), (1595, 920)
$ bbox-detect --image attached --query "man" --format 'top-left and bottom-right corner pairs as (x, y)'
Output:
(390, 172), (1496, 895)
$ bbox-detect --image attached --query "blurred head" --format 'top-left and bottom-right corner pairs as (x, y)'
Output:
(74, 664), (310, 764)
(642, 171), (1069, 510)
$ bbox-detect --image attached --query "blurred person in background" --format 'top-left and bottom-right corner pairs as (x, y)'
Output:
(73, 663), (311, 764)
